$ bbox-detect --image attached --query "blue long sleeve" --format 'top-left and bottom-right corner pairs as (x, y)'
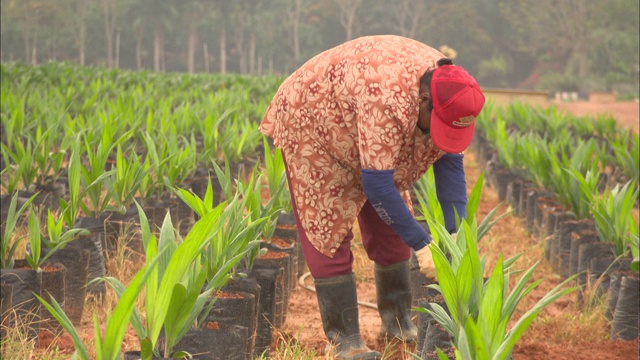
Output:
(361, 169), (431, 251)
(433, 153), (467, 233)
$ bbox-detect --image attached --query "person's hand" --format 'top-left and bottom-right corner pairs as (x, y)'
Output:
(414, 245), (436, 278)
(414, 233), (457, 278)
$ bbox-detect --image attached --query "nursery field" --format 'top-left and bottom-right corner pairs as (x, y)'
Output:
(280, 100), (640, 359)
(0, 62), (638, 360)
(284, 151), (639, 360)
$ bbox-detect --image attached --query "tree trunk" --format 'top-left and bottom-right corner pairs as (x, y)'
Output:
(203, 43), (210, 73)
(286, 0), (302, 70)
(154, 25), (162, 72)
(234, 21), (246, 74)
(22, 0), (32, 64)
(249, 31), (256, 74)
(101, 0), (117, 68)
(574, 2), (590, 77)
(219, 28), (227, 74)
(391, 0), (424, 38)
(336, 0), (361, 41)
(31, 43), (37, 65)
(115, 29), (120, 68)
(78, 0), (88, 66)
(135, 27), (143, 70)
(188, 24), (198, 74)
(50, 27), (57, 61)
(160, 30), (166, 72)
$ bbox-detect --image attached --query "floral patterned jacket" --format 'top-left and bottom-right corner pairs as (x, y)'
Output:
(260, 35), (446, 257)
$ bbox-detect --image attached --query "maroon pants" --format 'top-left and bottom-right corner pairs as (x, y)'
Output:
(284, 159), (411, 279)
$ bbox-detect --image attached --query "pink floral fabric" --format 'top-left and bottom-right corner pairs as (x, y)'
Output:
(260, 35), (446, 257)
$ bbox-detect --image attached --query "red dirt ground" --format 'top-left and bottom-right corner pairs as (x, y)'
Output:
(279, 100), (639, 359)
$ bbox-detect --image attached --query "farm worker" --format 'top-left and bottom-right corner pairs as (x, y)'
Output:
(260, 35), (485, 360)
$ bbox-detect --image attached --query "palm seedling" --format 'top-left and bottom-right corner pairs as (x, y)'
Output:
(591, 180), (639, 261)
(106, 144), (149, 214)
(96, 202), (234, 359)
(1, 136), (38, 194)
(36, 244), (166, 360)
(262, 136), (293, 215)
(79, 129), (132, 218)
(1, 192), (37, 269)
(420, 220), (576, 360)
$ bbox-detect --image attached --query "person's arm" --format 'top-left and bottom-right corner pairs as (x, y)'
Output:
(432, 153), (467, 233)
(361, 169), (431, 251)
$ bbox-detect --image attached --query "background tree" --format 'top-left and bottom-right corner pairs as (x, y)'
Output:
(101, 0), (132, 68)
(181, 1), (210, 74)
(23, 0), (35, 64)
(388, 0), (427, 39)
(587, 0), (640, 94)
(212, 0), (229, 74)
(65, 0), (90, 66)
(0, 0), (637, 95)
(285, 0), (304, 69)
(334, 0), (361, 41)
(499, 1), (621, 92)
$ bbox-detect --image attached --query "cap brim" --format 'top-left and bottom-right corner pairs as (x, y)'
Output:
(430, 109), (475, 153)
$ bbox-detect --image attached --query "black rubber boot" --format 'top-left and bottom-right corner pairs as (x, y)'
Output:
(314, 273), (382, 360)
(375, 260), (419, 342)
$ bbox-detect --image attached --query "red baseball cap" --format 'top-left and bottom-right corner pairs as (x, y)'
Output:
(430, 65), (485, 153)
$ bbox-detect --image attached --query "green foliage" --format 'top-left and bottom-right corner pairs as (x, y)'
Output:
(31, 124), (66, 188)
(610, 133), (640, 184)
(562, 168), (600, 220)
(220, 114), (263, 164)
(1, 192), (36, 269)
(194, 107), (234, 162)
(536, 71), (581, 93)
(161, 134), (198, 189)
(99, 203), (231, 359)
(263, 136), (293, 214)
(476, 56), (509, 88)
(591, 180), (639, 258)
(414, 167), (445, 229)
(58, 142), (83, 228)
(24, 207), (90, 271)
(454, 258), (575, 360)
(106, 145), (149, 213)
(1, 137), (38, 193)
(173, 178), (265, 287)
(413, 169), (576, 358)
(238, 165), (285, 244)
(79, 128), (133, 217)
(36, 250), (166, 360)
(415, 169), (508, 246)
(419, 221), (576, 359)
(211, 160), (235, 202)
(137, 210), (211, 359)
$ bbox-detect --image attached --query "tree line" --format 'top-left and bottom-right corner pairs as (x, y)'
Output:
(1, 0), (638, 94)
